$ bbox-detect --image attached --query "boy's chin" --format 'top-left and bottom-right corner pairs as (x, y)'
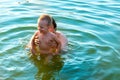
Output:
(40, 30), (44, 32)
(40, 30), (47, 33)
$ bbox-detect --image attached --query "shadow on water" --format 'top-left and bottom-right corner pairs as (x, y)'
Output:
(29, 54), (64, 80)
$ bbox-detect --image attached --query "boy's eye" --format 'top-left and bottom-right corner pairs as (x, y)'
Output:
(39, 25), (43, 28)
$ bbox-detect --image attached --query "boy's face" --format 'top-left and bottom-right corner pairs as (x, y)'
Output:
(38, 20), (49, 33)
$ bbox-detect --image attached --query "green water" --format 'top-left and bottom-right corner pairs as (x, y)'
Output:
(0, 0), (120, 80)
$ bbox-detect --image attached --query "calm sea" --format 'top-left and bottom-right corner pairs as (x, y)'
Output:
(0, 0), (120, 80)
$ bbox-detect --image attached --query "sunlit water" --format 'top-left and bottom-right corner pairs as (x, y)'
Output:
(0, 0), (120, 80)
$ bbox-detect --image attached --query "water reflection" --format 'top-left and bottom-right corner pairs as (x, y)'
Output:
(29, 55), (64, 80)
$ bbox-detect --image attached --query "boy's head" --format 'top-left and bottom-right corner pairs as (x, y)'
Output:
(37, 14), (52, 33)
(38, 14), (52, 26)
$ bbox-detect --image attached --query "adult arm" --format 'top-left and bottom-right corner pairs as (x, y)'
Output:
(30, 31), (38, 55)
(53, 34), (61, 54)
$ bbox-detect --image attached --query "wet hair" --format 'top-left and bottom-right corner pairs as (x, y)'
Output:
(38, 14), (52, 26)
(52, 18), (57, 31)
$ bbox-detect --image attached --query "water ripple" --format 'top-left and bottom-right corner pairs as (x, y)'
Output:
(0, 0), (120, 80)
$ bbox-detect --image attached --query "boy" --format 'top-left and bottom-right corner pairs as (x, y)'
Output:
(30, 14), (61, 62)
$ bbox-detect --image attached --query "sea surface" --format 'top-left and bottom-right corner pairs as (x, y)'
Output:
(0, 0), (120, 80)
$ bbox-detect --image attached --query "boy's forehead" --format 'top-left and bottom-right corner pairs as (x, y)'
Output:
(39, 20), (48, 26)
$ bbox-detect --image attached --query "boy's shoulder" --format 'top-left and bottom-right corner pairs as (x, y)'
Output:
(56, 31), (64, 37)
(34, 31), (39, 36)
(32, 31), (39, 39)
(49, 32), (56, 38)
(49, 31), (55, 35)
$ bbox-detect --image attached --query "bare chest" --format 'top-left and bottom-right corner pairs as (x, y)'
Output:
(38, 35), (56, 50)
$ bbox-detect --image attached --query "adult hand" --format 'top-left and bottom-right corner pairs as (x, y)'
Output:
(34, 36), (39, 45)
